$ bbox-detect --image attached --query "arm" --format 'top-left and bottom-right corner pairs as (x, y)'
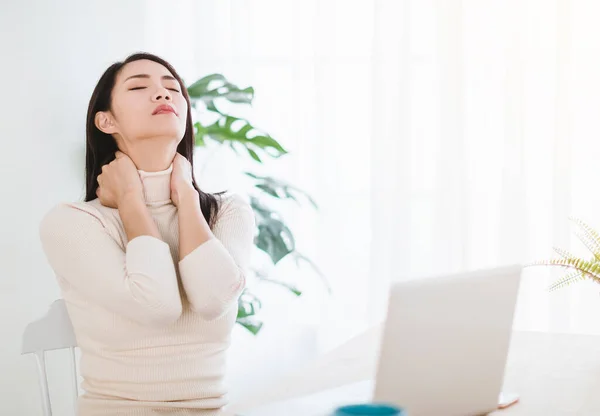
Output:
(119, 193), (161, 242)
(177, 193), (255, 320)
(39, 203), (182, 327)
(177, 189), (214, 260)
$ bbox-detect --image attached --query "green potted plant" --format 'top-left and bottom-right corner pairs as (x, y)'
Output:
(533, 217), (600, 290)
(186, 74), (329, 335)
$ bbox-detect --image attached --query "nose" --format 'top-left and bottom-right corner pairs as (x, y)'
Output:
(152, 86), (172, 102)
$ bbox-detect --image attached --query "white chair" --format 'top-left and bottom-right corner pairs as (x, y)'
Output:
(22, 299), (79, 416)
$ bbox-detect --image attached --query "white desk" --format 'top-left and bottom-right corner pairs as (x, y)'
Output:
(228, 328), (600, 415)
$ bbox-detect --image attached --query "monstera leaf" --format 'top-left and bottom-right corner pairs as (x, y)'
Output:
(236, 290), (264, 335)
(245, 172), (318, 208)
(250, 196), (295, 265)
(187, 73), (254, 108)
(194, 118), (287, 162)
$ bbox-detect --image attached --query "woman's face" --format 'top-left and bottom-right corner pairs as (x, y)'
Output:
(95, 59), (188, 145)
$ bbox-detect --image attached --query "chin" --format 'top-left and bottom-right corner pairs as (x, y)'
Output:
(140, 124), (185, 141)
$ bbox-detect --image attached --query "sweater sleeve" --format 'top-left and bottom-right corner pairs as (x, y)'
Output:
(178, 193), (255, 320)
(39, 203), (182, 327)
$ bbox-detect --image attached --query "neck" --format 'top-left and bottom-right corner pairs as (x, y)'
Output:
(138, 164), (173, 206)
(118, 138), (179, 172)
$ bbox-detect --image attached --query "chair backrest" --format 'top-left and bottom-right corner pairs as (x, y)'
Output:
(22, 299), (79, 416)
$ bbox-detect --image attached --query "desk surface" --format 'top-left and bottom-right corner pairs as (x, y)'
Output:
(228, 329), (600, 416)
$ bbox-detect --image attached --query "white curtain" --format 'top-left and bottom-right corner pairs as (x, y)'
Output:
(145, 0), (600, 349)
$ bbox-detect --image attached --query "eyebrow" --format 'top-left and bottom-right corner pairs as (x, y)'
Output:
(124, 74), (177, 82)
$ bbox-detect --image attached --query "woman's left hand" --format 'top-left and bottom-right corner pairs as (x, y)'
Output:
(171, 153), (197, 207)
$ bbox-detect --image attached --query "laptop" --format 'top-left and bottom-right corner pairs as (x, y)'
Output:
(236, 265), (522, 416)
(373, 264), (522, 415)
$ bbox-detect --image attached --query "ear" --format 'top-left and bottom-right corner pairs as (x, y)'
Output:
(94, 111), (118, 134)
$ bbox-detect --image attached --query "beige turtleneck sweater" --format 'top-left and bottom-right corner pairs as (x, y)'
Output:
(39, 165), (255, 416)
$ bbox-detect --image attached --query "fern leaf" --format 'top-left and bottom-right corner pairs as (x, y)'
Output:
(570, 217), (600, 260)
(535, 258), (600, 283)
(548, 270), (584, 291)
(552, 247), (577, 259)
(573, 230), (600, 262)
(570, 217), (600, 244)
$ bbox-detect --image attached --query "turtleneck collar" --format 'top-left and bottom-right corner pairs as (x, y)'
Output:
(138, 164), (173, 206)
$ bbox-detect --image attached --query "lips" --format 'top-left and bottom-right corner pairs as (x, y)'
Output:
(152, 104), (177, 116)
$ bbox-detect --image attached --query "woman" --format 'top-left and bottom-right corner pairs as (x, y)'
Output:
(39, 52), (255, 415)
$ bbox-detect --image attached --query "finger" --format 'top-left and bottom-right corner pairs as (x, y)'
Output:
(115, 151), (125, 159)
(97, 174), (102, 185)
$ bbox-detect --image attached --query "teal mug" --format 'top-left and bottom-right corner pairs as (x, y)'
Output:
(333, 403), (405, 416)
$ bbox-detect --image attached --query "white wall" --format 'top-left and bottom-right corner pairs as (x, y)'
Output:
(0, 1), (152, 414)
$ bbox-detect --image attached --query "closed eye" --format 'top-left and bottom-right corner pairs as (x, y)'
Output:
(128, 87), (180, 93)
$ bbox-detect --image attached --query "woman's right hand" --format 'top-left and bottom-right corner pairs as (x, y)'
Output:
(96, 151), (144, 208)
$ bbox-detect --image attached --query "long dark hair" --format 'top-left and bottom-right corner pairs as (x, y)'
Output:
(85, 52), (222, 226)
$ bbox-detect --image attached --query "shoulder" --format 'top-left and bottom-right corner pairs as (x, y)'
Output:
(213, 193), (255, 228)
(41, 201), (106, 227)
(39, 201), (108, 244)
(217, 192), (252, 212)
